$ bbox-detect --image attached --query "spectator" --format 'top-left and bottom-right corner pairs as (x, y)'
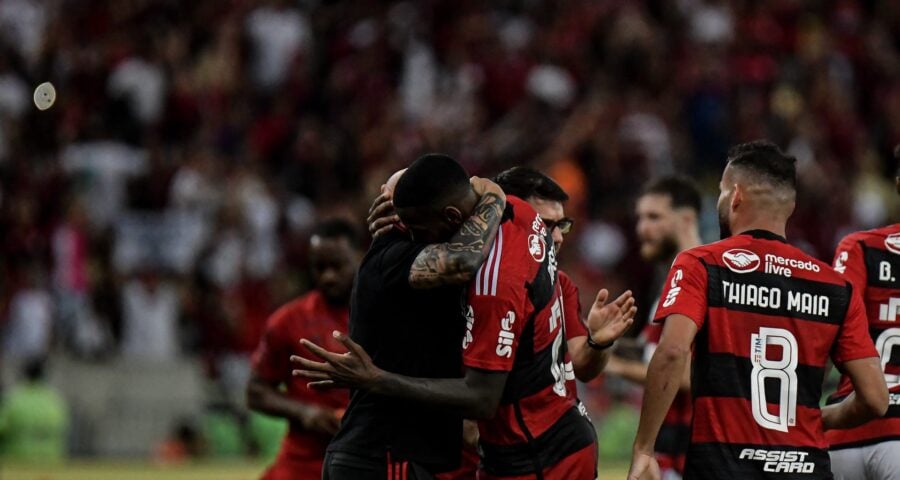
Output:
(3, 262), (53, 362)
(0, 360), (69, 463)
(120, 268), (180, 361)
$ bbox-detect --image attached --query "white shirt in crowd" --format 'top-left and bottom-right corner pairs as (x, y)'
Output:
(120, 279), (179, 361)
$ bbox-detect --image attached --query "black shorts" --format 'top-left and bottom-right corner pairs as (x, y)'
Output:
(323, 451), (437, 480)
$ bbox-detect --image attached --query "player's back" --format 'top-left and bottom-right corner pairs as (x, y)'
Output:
(670, 230), (861, 479)
(328, 230), (466, 472)
(827, 223), (900, 449)
(463, 196), (595, 478)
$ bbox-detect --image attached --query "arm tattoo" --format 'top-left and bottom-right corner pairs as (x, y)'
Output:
(408, 192), (505, 289)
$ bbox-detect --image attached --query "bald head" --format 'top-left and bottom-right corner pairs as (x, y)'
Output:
(717, 140), (797, 238)
(384, 168), (407, 196)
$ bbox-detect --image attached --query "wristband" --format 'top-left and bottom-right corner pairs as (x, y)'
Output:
(586, 336), (615, 351)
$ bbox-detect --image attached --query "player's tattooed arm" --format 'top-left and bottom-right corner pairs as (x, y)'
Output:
(408, 178), (506, 289)
(293, 332), (507, 418)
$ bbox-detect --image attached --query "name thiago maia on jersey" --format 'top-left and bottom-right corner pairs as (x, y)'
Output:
(721, 281), (830, 317)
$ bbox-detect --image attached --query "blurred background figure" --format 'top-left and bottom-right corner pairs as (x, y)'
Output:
(0, 359), (69, 463)
(247, 219), (361, 480)
(605, 176), (703, 479)
(0, 0), (894, 476)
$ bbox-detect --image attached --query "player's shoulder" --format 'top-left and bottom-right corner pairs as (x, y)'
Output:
(838, 224), (900, 251)
(267, 290), (322, 327)
(497, 195), (548, 262)
(674, 240), (724, 265)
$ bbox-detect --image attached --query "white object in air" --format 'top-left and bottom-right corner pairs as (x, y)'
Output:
(33, 82), (56, 110)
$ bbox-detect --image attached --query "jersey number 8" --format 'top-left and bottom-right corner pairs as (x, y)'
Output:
(750, 327), (799, 432)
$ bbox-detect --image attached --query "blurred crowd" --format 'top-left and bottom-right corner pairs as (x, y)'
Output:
(0, 0), (898, 457)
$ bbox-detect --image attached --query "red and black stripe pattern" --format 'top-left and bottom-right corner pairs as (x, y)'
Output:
(654, 230), (877, 479)
(463, 196), (596, 479)
(827, 225), (900, 449)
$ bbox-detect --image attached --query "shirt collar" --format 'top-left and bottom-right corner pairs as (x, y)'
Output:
(740, 229), (787, 244)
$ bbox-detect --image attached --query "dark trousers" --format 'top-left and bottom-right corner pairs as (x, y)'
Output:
(323, 451), (437, 480)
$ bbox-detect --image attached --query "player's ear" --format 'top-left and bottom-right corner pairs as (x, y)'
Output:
(731, 183), (743, 212)
(443, 206), (463, 225)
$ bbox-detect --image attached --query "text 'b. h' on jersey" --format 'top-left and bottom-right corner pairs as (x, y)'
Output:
(653, 229), (877, 480)
(462, 196), (596, 479)
(827, 224), (900, 450)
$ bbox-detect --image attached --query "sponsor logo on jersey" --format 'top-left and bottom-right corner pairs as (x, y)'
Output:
(763, 254), (820, 278)
(886, 233), (900, 255)
(738, 449), (815, 474)
(528, 234), (546, 262)
(462, 305), (475, 349)
(531, 216), (547, 237)
(879, 298), (900, 322)
(722, 249), (761, 273)
(495, 311), (516, 358)
(662, 269), (684, 307)
(834, 251), (848, 274)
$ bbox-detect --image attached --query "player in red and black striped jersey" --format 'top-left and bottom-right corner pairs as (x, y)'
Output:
(297, 193), (636, 479)
(606, 176), (703, 479)
(628, 141), (888, 480)
(435, 166), (617, 479)
(825, 151), (900, 479)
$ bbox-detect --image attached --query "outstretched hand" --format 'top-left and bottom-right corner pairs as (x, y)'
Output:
(587, 289), (637, 345)
(291, 331), (382, 391)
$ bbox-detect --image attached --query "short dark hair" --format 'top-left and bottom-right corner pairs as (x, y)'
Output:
(393, 153), (470, 210)
(493, 166), (569, 202)
(726, 140), (797, 189)
(311, 218), (362, 249)
(640, 176), (702, 214)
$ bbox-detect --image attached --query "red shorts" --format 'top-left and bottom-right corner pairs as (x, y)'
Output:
(261, 457), (323, 480)
(476, 444), (597, 480)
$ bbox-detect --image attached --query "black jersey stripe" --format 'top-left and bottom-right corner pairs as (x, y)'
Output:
(692, 352), (824, 409)
(863, 244), (900, 288)
(501, 339), (555, 403)
(706, 265), (851, 326)
(685, 442), (832, 480)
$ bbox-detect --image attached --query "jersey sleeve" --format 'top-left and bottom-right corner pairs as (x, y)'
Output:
(463, 253), (528, 372)
(832, 235), (867, 292)
(251, 312), (290, 383)
(831, 284), (879, 364)
(559, 272), (588, 339)
(375, 235), (428, 289)
(653, 252), (708, 329)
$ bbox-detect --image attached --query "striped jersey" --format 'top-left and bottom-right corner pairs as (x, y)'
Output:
(462, 196), (596, 478)
(654, 230), (876, 479)
(641, 322), (692, 474)
(826, 224), (900, 449)
(559, 270), (589, 404)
